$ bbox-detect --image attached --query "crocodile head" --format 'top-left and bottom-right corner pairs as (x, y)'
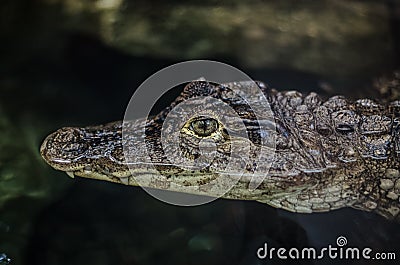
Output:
(42, 81), (274, 199)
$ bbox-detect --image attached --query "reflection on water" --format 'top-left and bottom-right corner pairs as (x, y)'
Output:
(0, 253), (11, 265)
(0, 0), (399, 264)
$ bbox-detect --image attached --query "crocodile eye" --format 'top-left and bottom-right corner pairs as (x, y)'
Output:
(190, 117), (219, 137)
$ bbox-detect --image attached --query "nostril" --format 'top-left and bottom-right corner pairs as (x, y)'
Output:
(41, 127), (89, 164)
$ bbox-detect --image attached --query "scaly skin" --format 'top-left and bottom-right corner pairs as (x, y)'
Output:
(40, 80), (400, 221)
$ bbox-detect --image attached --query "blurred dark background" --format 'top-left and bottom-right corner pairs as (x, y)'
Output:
(0, 0), (399, 264)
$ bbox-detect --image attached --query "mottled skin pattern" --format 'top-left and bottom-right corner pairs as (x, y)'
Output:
(40, 80), (400, 221)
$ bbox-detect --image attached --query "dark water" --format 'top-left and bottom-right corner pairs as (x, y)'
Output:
(1, 0), (400, 265)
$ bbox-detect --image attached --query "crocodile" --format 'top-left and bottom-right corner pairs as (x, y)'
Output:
(40, 80), (400, 221)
